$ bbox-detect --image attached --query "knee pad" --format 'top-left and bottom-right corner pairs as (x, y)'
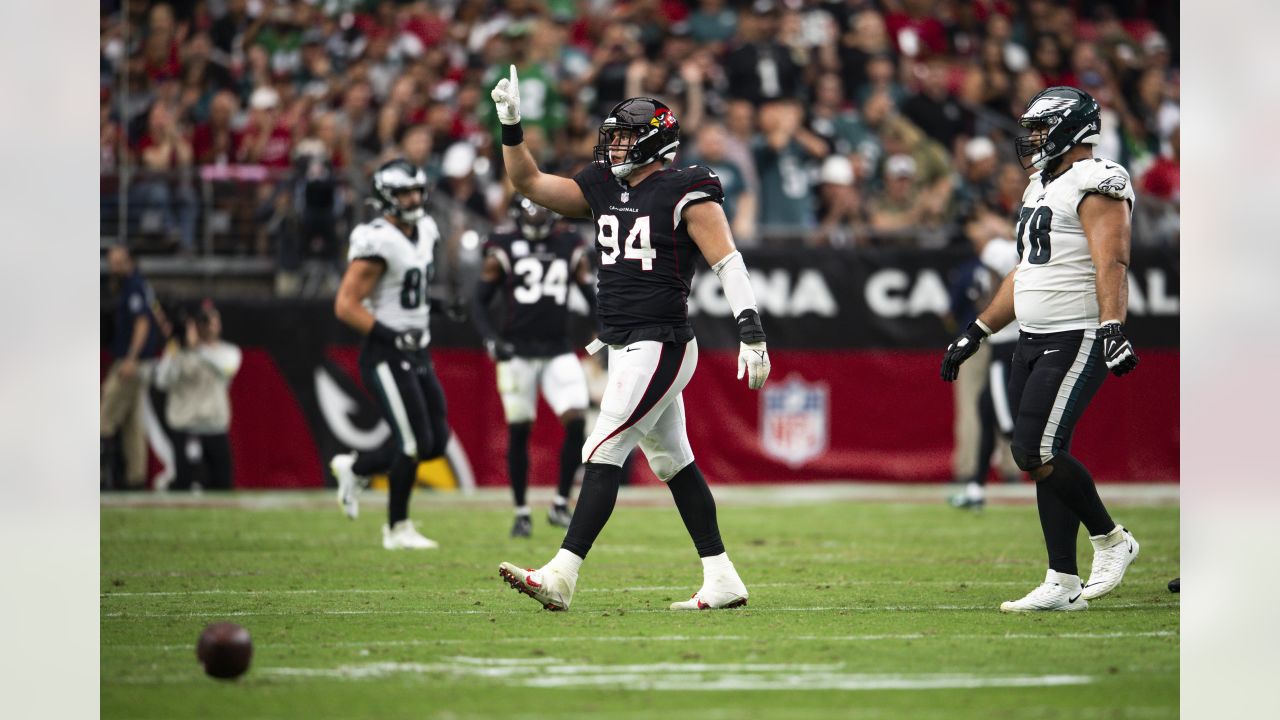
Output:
(1010, 443), (1045, 472)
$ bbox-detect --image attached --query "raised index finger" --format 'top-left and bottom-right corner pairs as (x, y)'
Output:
(509, 64), (518, 87)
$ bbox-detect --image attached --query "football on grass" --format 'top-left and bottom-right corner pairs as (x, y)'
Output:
(197, 622), (253, 679)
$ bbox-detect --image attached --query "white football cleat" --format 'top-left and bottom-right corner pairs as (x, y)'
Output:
(382, 520), (438, 550)
(670, 571), (749, 610)
(330, 453), (362, 520)
(1000, 569), (1088, 612)
(1082, 526), (1140, 600)
(498, 562), (574, 611)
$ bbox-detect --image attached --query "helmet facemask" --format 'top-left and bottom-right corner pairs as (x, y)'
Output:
(513, 197), (553, 240)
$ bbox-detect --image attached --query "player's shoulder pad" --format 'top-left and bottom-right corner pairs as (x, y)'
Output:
(417, 213), (442, 239)
(348, 219), (395, 261)
(1079, 158), (1134, 202)
(572, 160), (612, 187)
(667, 165), (727, 217)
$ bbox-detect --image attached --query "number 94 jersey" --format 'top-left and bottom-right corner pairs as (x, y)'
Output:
(347, 215), (440, 339)
(484, 229), (588, 357)
(573, 162), (725, 344)
(1013, 158), (1135, 333)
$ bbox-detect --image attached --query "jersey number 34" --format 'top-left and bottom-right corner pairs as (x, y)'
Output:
(597, 214), (657, 271)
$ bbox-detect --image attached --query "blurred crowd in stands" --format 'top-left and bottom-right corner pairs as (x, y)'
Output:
(100, 0), (1179, 268)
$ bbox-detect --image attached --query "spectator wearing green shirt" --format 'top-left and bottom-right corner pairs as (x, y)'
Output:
(482, 24), (564, 157)
(753, 100), (827, 234)
(683, 122), (757, 244)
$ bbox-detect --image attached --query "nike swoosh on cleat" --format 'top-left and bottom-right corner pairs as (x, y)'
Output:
(1069, 593), (1082, 603)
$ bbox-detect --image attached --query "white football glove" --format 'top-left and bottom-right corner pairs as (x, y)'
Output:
(737, 342), (770, 390)
(490, 64), (522, 125)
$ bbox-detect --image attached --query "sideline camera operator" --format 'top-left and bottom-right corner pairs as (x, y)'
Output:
(154, 300), (242, 490)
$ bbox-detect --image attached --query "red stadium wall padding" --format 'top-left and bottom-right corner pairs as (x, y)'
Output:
(102, 347), (1178, 488)
(227, 349), (324, 488)
(424, 349), (1178, 487)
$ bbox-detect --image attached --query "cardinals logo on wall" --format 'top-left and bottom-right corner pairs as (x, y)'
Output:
(761, 376), (829, 468)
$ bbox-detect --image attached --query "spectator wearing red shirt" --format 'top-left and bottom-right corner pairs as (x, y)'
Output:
(191, 90), (241, 166)
(236, 86), (293, 168)
(1141, 125), (1179, 203)
(885, 0), (948, 58)
(130, 101), (198, 252)
(143, 2), (183, 81)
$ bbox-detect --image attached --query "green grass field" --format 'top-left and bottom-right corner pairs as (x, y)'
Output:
(101, 485), (1178, 719)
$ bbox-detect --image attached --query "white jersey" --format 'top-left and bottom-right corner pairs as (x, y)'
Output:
(348, 215), (441, 338)
(980, 238), (1021, 344)
(1013, 158), (1135, 333)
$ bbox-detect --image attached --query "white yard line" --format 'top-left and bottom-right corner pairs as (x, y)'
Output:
(247, 657), (1098, 691)
(99, 577), (1175, 598)
(115, 630), (1177, 653)
(101, 601), (1173, 620)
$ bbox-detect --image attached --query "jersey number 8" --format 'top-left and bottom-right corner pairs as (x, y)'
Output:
(399, 262), (434, 309)
(597, 214), (656, 271)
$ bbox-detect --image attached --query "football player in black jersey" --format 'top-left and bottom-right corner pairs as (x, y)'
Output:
(472, 196), (598, 538)
(490, 66), (771, 611)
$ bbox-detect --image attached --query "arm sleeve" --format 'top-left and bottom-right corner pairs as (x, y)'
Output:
(471, 277), (501, 341)
(711, 250), (758, 319)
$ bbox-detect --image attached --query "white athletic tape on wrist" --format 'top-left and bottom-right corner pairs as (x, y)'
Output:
(712, 251), (757, 319)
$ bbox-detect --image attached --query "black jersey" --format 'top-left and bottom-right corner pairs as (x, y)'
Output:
(572, 161), (725, 345)
(484, 228), (588, 357)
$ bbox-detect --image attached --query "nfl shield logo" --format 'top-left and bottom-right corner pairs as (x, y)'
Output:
(761, 376), (829, 467)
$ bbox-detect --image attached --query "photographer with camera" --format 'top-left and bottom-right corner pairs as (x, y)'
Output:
(154, 299), (242, 491)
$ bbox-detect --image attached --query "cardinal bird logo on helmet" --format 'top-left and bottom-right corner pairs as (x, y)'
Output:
(652, 107), (678, 130)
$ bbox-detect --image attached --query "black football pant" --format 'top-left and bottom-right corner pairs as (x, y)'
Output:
(169, 432), (233, 490)
(355, 343), (449, 526)
(967, 340), (1016, 487)
(1007, 329), (1115, 576)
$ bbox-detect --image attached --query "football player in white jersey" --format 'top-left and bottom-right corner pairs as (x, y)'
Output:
(951, 231), (1021, 511)
(941, 87), (1141, 612)
(329, 159), (449, 550)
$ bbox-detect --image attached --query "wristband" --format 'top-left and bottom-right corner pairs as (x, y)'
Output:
(736, 308), (767, 344)
(1099, 319), (1123, 328)
(501, 122), (524, 147)
(974, 318), (993, 336)
(370, 321), (398, 346)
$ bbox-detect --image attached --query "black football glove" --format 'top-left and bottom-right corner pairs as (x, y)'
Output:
(940, 321), (988, 382)
(484, 337), (516, 362)
(1097, 322), (1139, 376)
(393, 329), (426, 353)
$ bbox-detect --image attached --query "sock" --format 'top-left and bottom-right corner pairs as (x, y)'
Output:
(507, 422), (531, 509)
(387, 453), (416, 526)
(701, 552), (734, 578)
(353, 442), (395, 476)
(1036, 478), (1080, 576)
(560, 462), (622, 559)
(515, 505), (530, 517)
(965, 481), (984, 501)
(553, 495), (569, 508)
(1042, 452), (1115, 537)
(544, 548), (583, 581)
(557, 417), (585, 501)
(667, 463), (726, 558)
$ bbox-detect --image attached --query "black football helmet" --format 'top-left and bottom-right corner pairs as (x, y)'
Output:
(594, 97), (681, 179)
(510, 194), (554, 241)
(1014, 86), (1102, 172)
(371, 158), (428, 222)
